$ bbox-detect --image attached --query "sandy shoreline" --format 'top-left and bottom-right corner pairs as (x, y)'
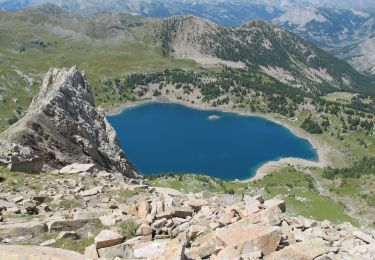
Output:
(107, 98), (333, 182)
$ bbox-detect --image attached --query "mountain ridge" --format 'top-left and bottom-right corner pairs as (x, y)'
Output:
(154, 15), (374, 93)
(272, 6), (375, 76)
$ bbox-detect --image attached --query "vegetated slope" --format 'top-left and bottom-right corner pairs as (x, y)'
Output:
(154, 15), (374, 94)
(273, 6), (375, 76)
(0, 5), (195, 131)
(17, 4), (148, 44)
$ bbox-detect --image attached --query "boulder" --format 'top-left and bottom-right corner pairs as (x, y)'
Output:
(137, 199), (150, 219)
(187, 199), (208, 211)
(95, 230), (123, 249)
(0, 221), (47, 238)
(152, 218), (167, 230)
(215, 223), (282, 256)
(8, 158), (44, 174)
(80, 186), (103, 197)
(214, 246), (240, 259)
(161, 239), (185, 260)
(136, 223), (153, 236)
(99, 215), (117, 226)
(171, 222), (190, 237)
(73, 209), (112, 220)
(47, 218), (91, 232)
(84, 244), (99, 259)
(173, 207), (193, 218)
(244, 195), (261, 214)
(218, 211), (235, 226)
(188, 225), (207, 240)
(264, 199), (286, 213)
(133, 240), (170, 259)
(265, 239), (329, 260)
(353, 231), (375, 244)
(0, 245), (86, 260)
(186, 233), (218, 259)
(97, 242), (132, 259)
(4, 207), (21, 214)
(59, 163), (95, 174)
(156, 209), (173, 219)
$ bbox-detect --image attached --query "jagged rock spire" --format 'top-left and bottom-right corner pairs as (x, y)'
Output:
(4, 66), (140, 179)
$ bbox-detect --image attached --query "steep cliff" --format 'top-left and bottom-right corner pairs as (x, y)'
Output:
(3, 66), (140, 178)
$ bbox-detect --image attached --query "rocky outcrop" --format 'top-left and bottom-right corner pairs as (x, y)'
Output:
(3, 66), (139, 178)
(1, 169), (374, 259)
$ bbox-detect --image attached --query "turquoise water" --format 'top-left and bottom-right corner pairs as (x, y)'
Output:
(108, 103), (317, 180)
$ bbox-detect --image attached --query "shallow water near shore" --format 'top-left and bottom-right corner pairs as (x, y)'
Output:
(107, 102), (318, 180)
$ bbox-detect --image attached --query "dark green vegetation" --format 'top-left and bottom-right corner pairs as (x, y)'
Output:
(301, 116), (323, 134)
(323, 157), (375, 179)
(118, 219), (138, 240)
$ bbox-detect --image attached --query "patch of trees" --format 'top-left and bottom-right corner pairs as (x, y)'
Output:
(323, 157), (375, 179)
(301, 116), (323, 134)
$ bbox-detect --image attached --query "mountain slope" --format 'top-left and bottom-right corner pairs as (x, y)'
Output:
(154, 16), (373, 94)
(273, 6), (375, 75)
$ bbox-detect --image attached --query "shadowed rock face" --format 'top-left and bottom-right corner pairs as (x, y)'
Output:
(4, 66), (140, 178)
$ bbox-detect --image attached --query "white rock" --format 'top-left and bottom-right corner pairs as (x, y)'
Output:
(59, 163), (95, 174)
(79, 186), (103, 197)
(353, 231), (375, 244)
(133, 240), (169, 258)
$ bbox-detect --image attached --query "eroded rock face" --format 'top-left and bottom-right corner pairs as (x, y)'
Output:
(3, 66), (139, 178)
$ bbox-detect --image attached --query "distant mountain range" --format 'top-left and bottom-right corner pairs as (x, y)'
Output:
(0, 0), (374, 76)
(273, 6), (375, 76)
(2, 4), (373, 92)
(2, 0), (375, 15)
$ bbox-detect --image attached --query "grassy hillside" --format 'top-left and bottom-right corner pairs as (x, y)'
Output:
(0, 8), (197, 131)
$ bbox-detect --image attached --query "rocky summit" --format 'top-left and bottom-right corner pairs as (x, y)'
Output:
(1, 67), (139, 178)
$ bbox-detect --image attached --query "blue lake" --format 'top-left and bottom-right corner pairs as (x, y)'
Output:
(108, 103), (318, 180)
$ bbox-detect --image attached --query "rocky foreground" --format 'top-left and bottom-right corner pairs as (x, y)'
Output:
(0, 166), (375, 259)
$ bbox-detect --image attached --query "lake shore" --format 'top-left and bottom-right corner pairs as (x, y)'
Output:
(107, 98), (333, 182)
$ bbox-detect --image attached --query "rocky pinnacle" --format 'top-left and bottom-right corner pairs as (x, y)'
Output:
(4, 66), (140, 178)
